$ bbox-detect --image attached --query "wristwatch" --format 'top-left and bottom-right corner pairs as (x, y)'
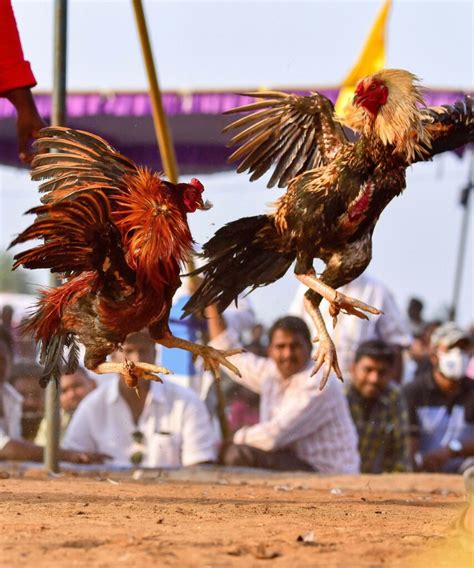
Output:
(448, 439), (463, 456)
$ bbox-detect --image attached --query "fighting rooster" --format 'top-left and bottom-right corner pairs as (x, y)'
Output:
(10, 127), (241, 388)
(183, 69), (473, 388)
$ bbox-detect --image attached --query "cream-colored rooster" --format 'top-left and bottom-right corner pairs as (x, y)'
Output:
(183, 69), (473, 387)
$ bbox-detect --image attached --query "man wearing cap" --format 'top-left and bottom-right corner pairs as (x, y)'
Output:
(403, 322), (474, 472)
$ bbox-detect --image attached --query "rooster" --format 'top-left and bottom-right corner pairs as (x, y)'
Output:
(10, 127), (241, 388)
(183, 69), (474, 388)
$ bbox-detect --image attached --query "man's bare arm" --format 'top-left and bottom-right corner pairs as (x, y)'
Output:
(0, 438), (110, 464)
(204, 304), (227, 340)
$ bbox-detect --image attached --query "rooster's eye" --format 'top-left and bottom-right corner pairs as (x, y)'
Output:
(370, 84), (377, 90)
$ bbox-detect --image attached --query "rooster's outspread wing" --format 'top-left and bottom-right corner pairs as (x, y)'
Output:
(10, 190), (133, 290)
(20, 127), (194, 289)
(31, 126), (137, 203)
(224, 91), (349, 188)
(10, 127), (197, 381)
(415, 95), (474, 161)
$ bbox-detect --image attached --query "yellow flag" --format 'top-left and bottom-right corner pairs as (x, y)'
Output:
(334, 0), (392, 117)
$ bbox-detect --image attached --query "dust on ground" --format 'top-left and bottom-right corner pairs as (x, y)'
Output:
(0, 467), (472, 567)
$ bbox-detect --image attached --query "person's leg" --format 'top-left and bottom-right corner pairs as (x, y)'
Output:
(220, 443), (314, 471)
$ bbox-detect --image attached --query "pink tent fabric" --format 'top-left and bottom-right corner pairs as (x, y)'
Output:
(0, 88), (470, 172)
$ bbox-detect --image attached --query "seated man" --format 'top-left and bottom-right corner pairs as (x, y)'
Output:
(35, 367), (95, 445)
(403, 322), (474, 473)
(346, 340), (411, 473)
(63, 331), (217, 468)
(0, 325), (105, 465)
(207, 308), (360, 473)
(9, 362), (44, 441)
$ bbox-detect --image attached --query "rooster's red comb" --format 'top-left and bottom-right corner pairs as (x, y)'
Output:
(190, 178), (204, 193)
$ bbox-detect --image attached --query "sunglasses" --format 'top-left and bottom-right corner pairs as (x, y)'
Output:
(130, 430), (146, 465)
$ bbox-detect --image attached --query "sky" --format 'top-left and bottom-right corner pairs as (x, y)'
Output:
(0, 0), (473, 327)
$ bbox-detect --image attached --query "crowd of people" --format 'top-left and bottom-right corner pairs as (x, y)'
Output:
(0, 273), (473, 475)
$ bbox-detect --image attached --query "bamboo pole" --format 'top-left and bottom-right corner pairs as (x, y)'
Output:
(131, 0), (230, 440)
(131, 0), (178, 183)
(44, 0), (68, 473)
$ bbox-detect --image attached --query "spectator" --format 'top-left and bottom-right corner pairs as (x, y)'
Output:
(63, 331), (217, 468)
(35, 367), (95, 446)
(207, 307), (360, 473)
(9, 362), (44, 441)
(226, 382), (260, 434)
(403, 322), (474, 473)
(346, 340), (411, 473)
(0, 0), (45, 162)
(290, 273), (412, 381)
(225, 321), (264, 432)
(15, 317), (37, 362)
(244, 323), (267, 357)
(0, 325), (106, 464)
(1, 305), (13, 331)
(407, 297), (425, 336)
(402, 331), (432, 384)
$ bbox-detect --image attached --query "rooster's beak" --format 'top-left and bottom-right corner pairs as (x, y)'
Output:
(198, 199), (213, 211)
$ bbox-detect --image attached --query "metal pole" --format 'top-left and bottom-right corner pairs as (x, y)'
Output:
(44, 0), (68, 473)
(131, 0), (179, 183)
(449, 151), (473, 322)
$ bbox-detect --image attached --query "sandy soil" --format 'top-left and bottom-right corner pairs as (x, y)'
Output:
(0, 466), (472, 568)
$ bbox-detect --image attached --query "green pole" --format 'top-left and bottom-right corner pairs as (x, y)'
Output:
(44, 0), (68, 473)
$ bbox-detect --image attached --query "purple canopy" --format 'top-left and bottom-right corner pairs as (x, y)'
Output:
(0, 88), (470, 173)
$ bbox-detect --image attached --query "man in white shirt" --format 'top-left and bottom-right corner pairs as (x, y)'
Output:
(290, 273), (412, 381)
(207, 307), (360, 474)
(35, 367), (96, 446)
(63, 331), (217, 468)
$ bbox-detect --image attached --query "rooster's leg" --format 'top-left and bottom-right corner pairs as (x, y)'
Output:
(156, 336), (242, 381)
(94, 360), (172, 390)
(303, 291), (343, 389)
(297, 270), (382, 328)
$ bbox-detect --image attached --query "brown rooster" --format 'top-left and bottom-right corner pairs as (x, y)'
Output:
(183, 69), (473, 388)
(10, 127), (241, 388)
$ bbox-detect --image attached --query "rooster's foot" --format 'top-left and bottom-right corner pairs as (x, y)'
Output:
(329, 292), (382, 328)
(93, 361), (172, 389)
(157, 336), (243, 381)
(192, 345), (243, 381)
(311, 336), (343, 390)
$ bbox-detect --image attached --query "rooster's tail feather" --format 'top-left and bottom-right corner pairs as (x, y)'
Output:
(22, 279), (86, 387)
(182, 215), (295, 317)
(36, 332), (80, 387)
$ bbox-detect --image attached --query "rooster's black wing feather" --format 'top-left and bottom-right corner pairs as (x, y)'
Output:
(415, 96), (474, 162)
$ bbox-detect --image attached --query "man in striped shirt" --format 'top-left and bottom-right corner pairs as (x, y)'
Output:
(207, 307), (360, 474)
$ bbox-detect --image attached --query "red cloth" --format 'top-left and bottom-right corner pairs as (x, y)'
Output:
(0, 0), (36, 95)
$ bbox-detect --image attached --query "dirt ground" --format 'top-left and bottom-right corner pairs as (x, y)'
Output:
(0, 466), (472, 568)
